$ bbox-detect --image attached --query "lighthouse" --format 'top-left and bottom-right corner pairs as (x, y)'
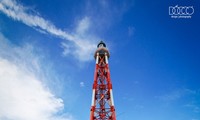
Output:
(90, 41), (117, 120)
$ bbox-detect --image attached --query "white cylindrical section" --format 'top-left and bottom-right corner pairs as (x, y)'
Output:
(96, 53), (99, 64)
(91, 89), (95, 106)
(110, 89), (114, 106)
(105, 53), (108, 64)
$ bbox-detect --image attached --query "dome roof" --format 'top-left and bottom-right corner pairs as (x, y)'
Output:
(97, 41), (106, 48)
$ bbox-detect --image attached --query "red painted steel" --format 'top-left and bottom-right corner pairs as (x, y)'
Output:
(90, 41), (116, 120)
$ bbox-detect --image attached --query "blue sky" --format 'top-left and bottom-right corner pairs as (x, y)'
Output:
(0, 0), (200, 120)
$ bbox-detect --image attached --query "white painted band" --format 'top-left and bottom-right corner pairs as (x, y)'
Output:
(105, 55), (108, 64)
(91, 89), (95, 106)
(110, 89), (114, 106)
(96, 53), (99, 64)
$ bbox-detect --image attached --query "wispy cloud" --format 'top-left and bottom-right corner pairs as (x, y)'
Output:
(0, 0), (96, 62)
(0, 0), (133, 61)
(80, 82), (85, 87)
(156, 88), (200, 113)
(75, 17), (90, 35)
(0, 33), (74, 120)
(184, 103), (200, 113)
(157, 88), (199, 102)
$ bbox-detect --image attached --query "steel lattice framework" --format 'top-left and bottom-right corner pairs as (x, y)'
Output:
(90, 41), (116, 120)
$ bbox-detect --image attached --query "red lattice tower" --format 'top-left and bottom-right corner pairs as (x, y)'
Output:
(90, 41), (117, 120)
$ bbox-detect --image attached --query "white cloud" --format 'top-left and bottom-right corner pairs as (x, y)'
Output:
(80, 82), (85, 87)
(184, 104), (200, 113)
(157, 88), (198, 102)
(0, 59), (62, 120)
(0, 34), (74, 120)
(84, 0), (133, 33)
(0, 0), (133, 62)
(159, 90), (182, 101)
(76, 17), (90, 35)
(0, 0), (96, 62)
